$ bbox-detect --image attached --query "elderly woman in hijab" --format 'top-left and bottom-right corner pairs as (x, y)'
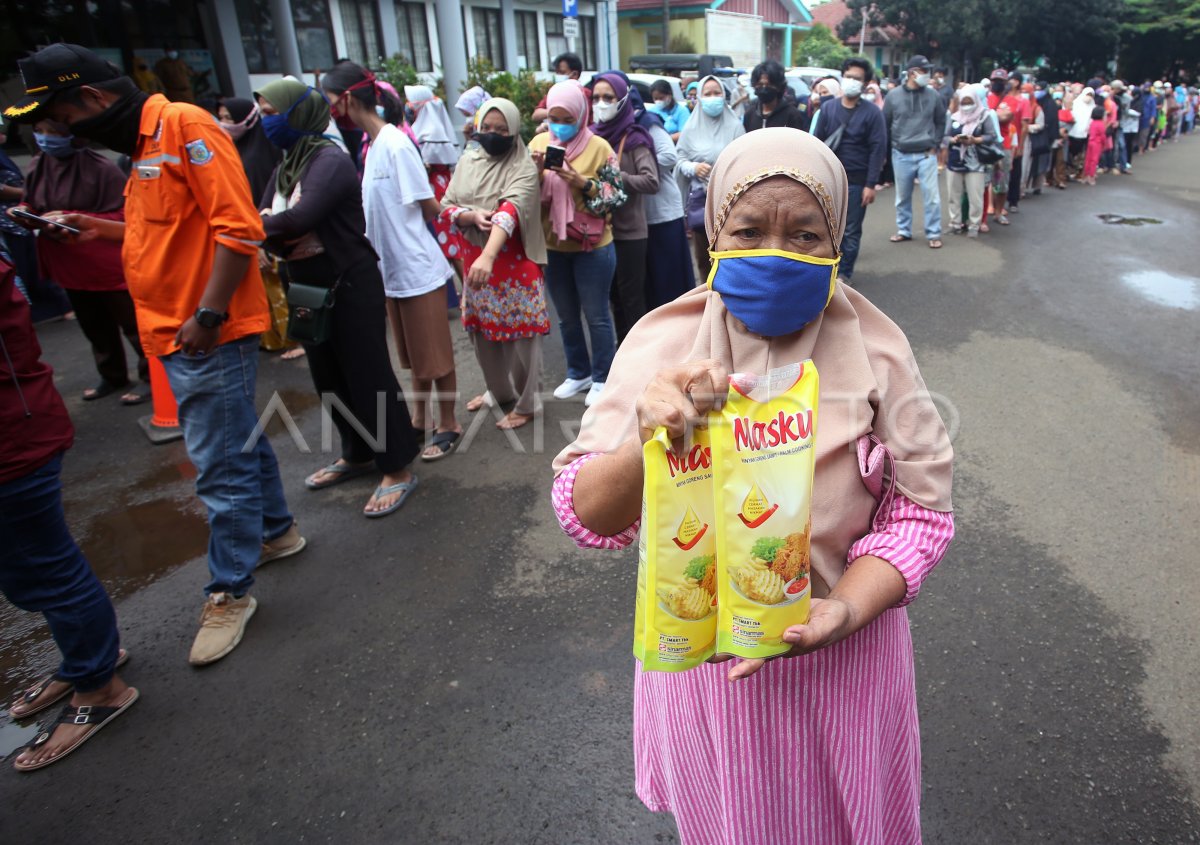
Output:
(529, 81), (625, 408)
(588, 72), (659, 345)
(13, 119), (150, 403)
(550, 128), (955, 843)
(439, 98), (549, 431)
(941, 85), (997, 238)
(256, 78), (423, 517)
(675, 75), (745, 280)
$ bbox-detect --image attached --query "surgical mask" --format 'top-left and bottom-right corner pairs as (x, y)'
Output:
(593, 99), (622, 123)
(700, 96), (725, 117)
(262, 87), (324, 150)
(841, 79), (864, 99)
(1035, 89), (1046, 100)
(34, 132), (76, 158)
(864, 93), (877, 103)
(754, 86), (779, 104)
(554, 74), (569, 83)
(167, 50), (179, 60)
(654, 98), (674, 112)
(549, 121), (578, 142)
(474, 131), (514, 157)
(707, 249), (839, 337)
(1053, 92), (1063, 101)
(914, 73), (931, 88)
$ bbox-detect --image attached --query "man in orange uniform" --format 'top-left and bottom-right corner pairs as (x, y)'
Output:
(4, 44), (307, 666)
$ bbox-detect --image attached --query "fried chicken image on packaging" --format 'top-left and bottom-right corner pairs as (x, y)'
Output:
(771, 531), (811, 583)
(699, 557), (716, 597)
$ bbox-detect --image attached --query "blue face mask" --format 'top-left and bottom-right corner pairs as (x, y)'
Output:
(700, 96), (725, 117)
(548, 122), (578, 142)
(34, 132), (76, 158)
(707, 249), (839, 337)
(262, 87), (324, 149)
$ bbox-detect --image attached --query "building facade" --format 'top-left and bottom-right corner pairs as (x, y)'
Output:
(0, 0), (621, 112)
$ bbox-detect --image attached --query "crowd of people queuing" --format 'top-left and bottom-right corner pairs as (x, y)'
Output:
(0, 36), (1192, 840)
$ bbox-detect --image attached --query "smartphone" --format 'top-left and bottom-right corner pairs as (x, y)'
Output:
(544, 144), (566, 170)
(10, 208), (81, 235)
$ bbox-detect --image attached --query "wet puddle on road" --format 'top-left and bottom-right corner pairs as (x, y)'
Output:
(0, 461), (209, 700)
(1121, 270), (1200, 310)
(1097, 213), (1163, 226)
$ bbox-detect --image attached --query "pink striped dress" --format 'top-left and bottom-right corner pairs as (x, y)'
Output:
(552, 451), (954, 844)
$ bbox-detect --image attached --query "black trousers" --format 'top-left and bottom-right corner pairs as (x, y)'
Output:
(65, 287), (148, 387)
(1007, 155), (1024, 207)
(286, 257), (420, 474)
(610, 237), (648, 344)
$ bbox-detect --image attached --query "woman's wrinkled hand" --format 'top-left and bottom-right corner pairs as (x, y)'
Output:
(721, 597), (856, 681)
(634, 359), (729, 449)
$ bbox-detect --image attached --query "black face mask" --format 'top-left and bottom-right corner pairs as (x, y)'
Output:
(991, 80), (1006, 95)
(819, 94), (835, 106)
(474, 131), (515, 157)
(68, 81), (150, 156)
(755, 86), (779, 104)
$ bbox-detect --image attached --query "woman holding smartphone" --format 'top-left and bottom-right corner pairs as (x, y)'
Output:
(942, 86), (997, 238)
(528, 82), (626, 408)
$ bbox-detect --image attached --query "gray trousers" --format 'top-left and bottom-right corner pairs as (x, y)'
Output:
(471, 334), (543, 416)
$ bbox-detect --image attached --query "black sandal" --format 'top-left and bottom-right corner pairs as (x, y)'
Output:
(420, 429), (462, 462)
(8, 648), (130, 720)
(14, 686), (139, 772)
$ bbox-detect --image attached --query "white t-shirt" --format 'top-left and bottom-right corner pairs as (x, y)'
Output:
(362, 123), (453, 298)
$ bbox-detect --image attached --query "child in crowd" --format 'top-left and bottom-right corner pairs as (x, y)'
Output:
(1083, 105), (1106, 184)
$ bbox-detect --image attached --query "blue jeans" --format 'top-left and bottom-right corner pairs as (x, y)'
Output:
(0, 454), (120, 692)
(842, 184), (868, 279)
(545, 243), (618, 383)
(892, 150), (942, 240)
(160, 335), (293, 597)
(1115, 130), (1129, 171)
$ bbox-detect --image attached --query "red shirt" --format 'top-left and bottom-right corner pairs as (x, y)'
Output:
(0, 256), (74, 484)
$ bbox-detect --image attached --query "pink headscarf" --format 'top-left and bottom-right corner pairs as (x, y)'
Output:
(542, 81), (595, 241)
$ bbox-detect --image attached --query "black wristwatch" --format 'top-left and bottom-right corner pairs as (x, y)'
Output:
(193, 307), (229, 329)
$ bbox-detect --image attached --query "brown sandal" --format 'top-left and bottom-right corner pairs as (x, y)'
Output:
(8, 648), (130, 720)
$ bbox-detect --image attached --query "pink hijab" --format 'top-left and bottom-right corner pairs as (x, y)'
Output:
(554, 128), (953, 595)
(542, 81), (595, 240)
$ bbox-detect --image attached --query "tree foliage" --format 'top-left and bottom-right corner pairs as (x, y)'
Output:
(793, 24), (853, 69)
(1119, 0), (1200, 81)
(463, 58), (551, 141)
(837, 0), (1123, 81)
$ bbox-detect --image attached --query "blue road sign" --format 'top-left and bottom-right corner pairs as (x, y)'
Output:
(563, 0), (578, 17)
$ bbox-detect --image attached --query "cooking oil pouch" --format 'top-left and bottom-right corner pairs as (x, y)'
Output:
(635, 426), (718, 671)
(711, 362), (818, 659)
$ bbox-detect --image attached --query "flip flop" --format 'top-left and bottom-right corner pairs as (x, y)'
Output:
(364, 475), (419, 519)
(889, 234), (912, 243)
(928, 239), (943, 249)
(305, 461), (374, 490)
(82, 382), (124, 401)
(8, 649), (131, 720)
(420, 430), (461, 462)
(14, 686), (139, 772)
(119, 384), (151, 406)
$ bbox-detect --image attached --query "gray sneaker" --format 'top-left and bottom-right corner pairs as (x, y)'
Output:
(189, 593), (257, 666)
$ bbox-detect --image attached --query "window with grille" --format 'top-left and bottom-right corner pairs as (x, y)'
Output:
(468, 7), (505, 68)
(396, 2), (433, 71)
(235, 0), (335, 72)
(515, 10), (540, 70)
(340, 0), (383, 67)
(546, 14), (596, 69)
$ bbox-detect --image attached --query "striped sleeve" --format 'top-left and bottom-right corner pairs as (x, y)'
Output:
(847, 494), (955, 607)
(551, 452), (641, 550)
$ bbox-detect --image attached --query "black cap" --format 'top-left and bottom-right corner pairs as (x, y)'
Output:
(3, 43), (120, 123)
(906, 55), (932, 71)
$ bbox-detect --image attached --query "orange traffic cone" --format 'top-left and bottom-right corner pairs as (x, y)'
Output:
(137, 356), (184, 444)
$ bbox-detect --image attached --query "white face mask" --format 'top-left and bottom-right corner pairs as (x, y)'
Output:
(914, 73), (931, 88)
(593, 99), (622, 123)
(167, 50), (179, 60)
(554, 74), (569, 83)
(842, 79), (864, 99)
(864, 93), (877, 103)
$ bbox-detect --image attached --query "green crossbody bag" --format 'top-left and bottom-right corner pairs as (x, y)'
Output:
(285, 281), (337, 345)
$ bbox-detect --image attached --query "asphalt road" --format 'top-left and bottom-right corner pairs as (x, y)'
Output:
(2, 139), (1199, 844)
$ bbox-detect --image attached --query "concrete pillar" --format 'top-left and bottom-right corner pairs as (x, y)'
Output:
(784, 24), (793, 67)
(269, 0), (305, 78)
(209, 0), (253, 98)
(435, 0), (469, 100)
(499, 0), (519, 71)
(377, 0), (401, 60)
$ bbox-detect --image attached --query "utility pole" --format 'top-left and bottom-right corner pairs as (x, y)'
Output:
(859, 4), (868, 56)
(662, 0), (670, 53)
